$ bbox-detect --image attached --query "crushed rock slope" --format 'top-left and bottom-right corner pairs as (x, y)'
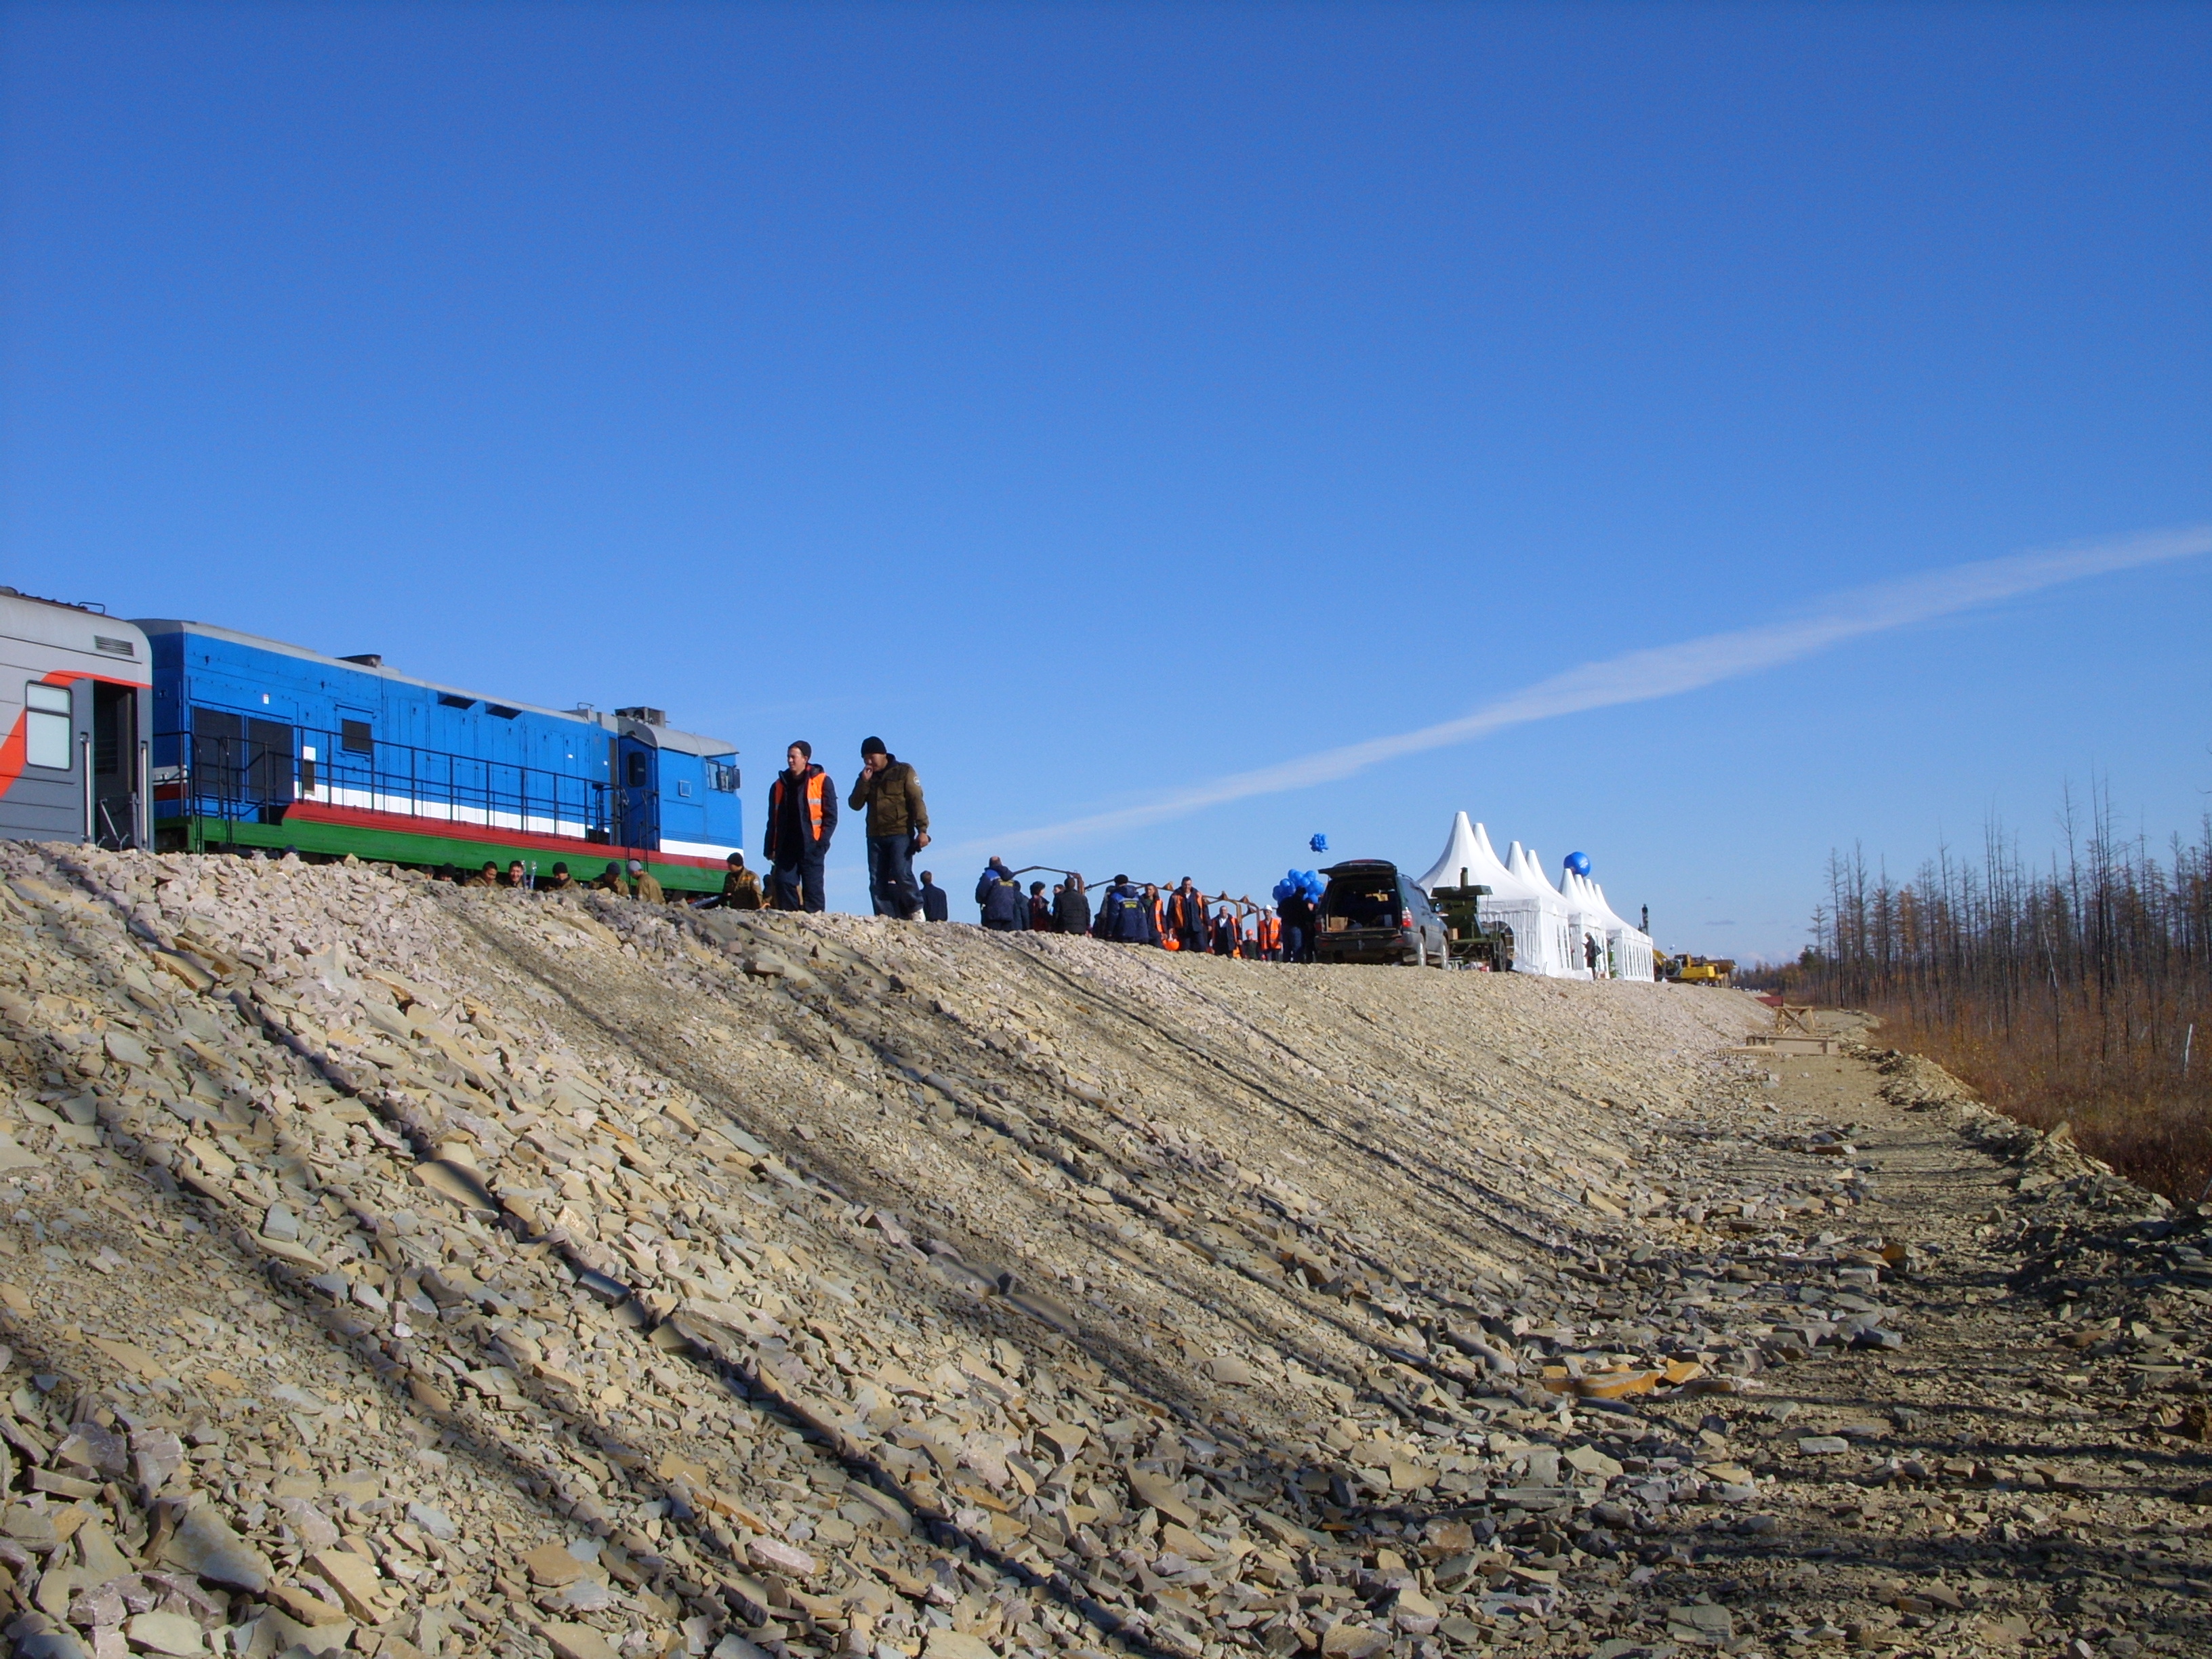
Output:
(0, 846), (1811, 1659)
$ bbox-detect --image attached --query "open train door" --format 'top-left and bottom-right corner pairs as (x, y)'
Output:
(614, 731), (659, 851)
(91, 680), (145, 848)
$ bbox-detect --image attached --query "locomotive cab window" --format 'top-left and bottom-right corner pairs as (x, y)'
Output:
(708, 761), (739, 792)
(24, 683), (72, 770)
(626, 751), (651, 787)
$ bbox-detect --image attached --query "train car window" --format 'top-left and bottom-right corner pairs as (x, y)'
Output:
(709, 762), (739, 792)
(626, 752), (651, 787)
(24, 684), (72, 770)
(342, 719), (373, 755)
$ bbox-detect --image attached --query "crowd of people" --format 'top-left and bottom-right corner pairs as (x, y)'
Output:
(431, 733), (1326, 961)
(959, 860), (1313, 960)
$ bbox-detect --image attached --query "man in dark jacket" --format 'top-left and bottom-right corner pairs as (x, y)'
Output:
(918, 872), (950, 922)
(1098, 877), (1158, 945)
(977, 859), (1027, 931)
(1167, 878), (1209, 952)
(1279, 888), (1316, 963)
(764, 741), (837, 912)
(1054, 874), (1092, 935)
(849, 737), (928, 918)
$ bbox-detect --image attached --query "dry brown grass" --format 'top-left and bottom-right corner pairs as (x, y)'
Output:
(1869, 997), (2212, 1204)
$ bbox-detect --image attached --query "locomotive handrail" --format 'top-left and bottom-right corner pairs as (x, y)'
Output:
(155, 724), (620, 848)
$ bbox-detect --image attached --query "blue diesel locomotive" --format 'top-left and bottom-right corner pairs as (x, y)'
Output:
(138, 619), (741, 893)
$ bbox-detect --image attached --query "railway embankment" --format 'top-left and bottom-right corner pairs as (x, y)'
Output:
(1, 846), (2207, 1659)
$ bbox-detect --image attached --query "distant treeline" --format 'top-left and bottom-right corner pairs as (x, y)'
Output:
(1747, 785), (2212, 1201)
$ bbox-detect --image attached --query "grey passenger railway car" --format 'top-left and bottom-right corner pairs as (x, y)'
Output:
(0, 588), (152, 848)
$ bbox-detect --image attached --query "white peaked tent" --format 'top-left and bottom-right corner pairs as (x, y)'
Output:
(1415, 815), (1579, 977)
(1563, 871), (1657, 981)
(1559, 872), (1609, 977)
(1554, 865), (1610, 980)
(1417, 813), (1655, 981)
(1514, 845), (1591, 980)
(1592, 878), (1658, 981)
(1415, 811), (1494, 895)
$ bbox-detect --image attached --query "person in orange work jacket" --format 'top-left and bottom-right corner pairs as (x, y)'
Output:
(1166, 878), (1210, 952)
(1144, 883), (1170, 948)
(1257, 908), (1283, 961)
(764, 741), (837, 912)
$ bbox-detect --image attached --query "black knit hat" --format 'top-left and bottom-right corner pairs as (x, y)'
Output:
(860, 735), (887, 756)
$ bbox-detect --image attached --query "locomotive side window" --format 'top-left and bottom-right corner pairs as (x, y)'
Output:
(626, 751), (650, 787)
(708, 762), (739, 792)
(24, 684), (72, 770)
(342, 719), (373, 755)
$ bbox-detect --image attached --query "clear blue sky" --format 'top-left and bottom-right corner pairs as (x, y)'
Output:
(5, 2), (2207, 959)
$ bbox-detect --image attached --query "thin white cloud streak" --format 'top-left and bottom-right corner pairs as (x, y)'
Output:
(970, 525), (2211, 857)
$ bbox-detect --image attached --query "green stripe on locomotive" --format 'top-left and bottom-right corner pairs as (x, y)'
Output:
(169, 814), (722, 895)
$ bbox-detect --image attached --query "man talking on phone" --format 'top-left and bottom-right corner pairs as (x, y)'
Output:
(848, 737), (930, 919)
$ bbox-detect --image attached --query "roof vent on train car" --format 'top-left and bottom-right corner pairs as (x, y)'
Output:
(615, 706), (666, 725)
(340, 653), (384, 667)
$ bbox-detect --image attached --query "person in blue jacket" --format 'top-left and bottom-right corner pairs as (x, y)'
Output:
(976, 858), (1029, 931)
(1097, 876), (1159, 945)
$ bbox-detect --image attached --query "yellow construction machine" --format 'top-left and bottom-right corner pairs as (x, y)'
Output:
(1659, 952), (1736, 986)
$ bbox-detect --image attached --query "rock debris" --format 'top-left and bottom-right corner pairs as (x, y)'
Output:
(0, 845), (2205, 1659)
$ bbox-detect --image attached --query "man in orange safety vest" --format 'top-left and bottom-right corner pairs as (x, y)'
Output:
(765, 741), (837, 912)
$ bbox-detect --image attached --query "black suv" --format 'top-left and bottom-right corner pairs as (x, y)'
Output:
(1313, 859), (1450, 967)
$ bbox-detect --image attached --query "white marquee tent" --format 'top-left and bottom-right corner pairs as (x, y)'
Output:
(1415, 813), (1578, 977)
(1555, 865), (1610, 980)
(1513, 844), (1596, 980)
(1417, 813), (1656, 981)
(1563, 869), (1657, 981)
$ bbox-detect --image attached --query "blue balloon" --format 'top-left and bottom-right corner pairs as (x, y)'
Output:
(1563, 850), (1592, 877)
(1309, 833), (1329, 853)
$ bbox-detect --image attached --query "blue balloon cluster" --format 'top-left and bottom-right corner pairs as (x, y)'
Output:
(1309, 833), (1328, 853)
(1563, 850), (1592, 877)
(1273, 869), (1326, 903)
